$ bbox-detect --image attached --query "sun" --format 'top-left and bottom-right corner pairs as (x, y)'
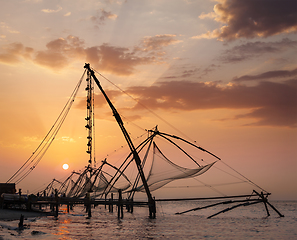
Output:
(62, 163), (69, 170)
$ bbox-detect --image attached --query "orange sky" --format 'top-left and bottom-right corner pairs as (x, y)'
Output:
(0, 0), (296, 200)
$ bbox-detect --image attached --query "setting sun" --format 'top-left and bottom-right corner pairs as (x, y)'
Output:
(62, 164), (69, 170)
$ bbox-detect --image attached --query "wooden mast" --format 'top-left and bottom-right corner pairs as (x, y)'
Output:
(84, 63), (156, 218)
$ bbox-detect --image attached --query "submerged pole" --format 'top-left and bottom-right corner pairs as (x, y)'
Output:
(260, 192), (270, 217)
(109, 193), (114, 213)
(253, 190), (284, 217)
(85, 192), (92, 218)
(54, 189), (59, 218)
(18, 214), (24, 229)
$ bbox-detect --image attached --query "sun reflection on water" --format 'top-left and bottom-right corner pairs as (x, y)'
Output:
(52, 207), (72, 239)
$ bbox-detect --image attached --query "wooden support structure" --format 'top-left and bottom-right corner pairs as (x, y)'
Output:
(174, 190), (284, 218)
(84, 63), (156, 219)
(207, 200), (261, 219)
(260, 191), (270, 217)
(253, 190), (284, 217)
(1, 189), (284, 220)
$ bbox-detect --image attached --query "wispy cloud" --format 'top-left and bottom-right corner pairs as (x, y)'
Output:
(193, 0), (297, 41)
(233, 68), (297, 82)
(0, 43), (33, 64)
(139, 34), (182, 51)
(160, 63), (220, 81)
(41, 5), (62, 13)
(0, 22), (20, 34)
(90, 9), (117, 27)
(219, 38), (297, 63)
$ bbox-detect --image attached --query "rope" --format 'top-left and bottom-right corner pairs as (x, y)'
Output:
(6, 70), (86, 184)
(162, 181), (247, 189)
(220, 160), (268, 193)
(10, 65), (268, 199)
(92, 68), (198, 144)
(91, 66), (269, 198)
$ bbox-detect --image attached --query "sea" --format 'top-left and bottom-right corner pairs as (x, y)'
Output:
(0, 200), (296, 239)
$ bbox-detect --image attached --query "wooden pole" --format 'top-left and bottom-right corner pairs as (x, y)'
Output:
(118, 189), (123, 219)
(18, 214), (24, 229)
(85, 63), (156, 218)
(85, 192), (92, 218)
(54, 189), (59, 218)
(105, 193), (107, 209)
(109, 193), (113, 213)
(253, 190), (284, 217)
(126, 198), (130, 212)
(88, 205), (92, 218)
(55, 203), (59, 218)
(260, 192), (270, 217)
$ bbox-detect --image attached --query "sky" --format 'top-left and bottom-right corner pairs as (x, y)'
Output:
(0, 0), (296, 201)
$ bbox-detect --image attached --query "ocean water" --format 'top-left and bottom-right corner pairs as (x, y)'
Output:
(0, 201), (296, 239)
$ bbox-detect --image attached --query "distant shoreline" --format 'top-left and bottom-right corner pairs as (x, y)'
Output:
(0, 209), (51, 221)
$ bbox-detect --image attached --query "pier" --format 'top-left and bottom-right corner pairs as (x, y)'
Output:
(1, 190), (284, 219)
(1, 192), (147, 220)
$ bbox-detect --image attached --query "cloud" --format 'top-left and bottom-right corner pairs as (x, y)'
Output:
(90, 9), (117, 26)
(34, 36), (85, 70)
(34, 51), (69, 70)
(0, 43), (33, 64)
(41, 6), (62, 13)
(86, 34), (183, 75)
(0, 22), (20, 34)
(0, 34), (181, 73)
(76, 75), (296, 128)
(160, 64), (220, 80)
(104, 0), (126, 5)
(140, 34), (182, 51)
(122, 77), (297, 128)
(0, 36), (85, 70)
(220, 38), (297, 63)
(233, 68), (297, 82)
(194, 0), (297, 41)
(192, 31), (218, 40)
(86, 44), (155, 75)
